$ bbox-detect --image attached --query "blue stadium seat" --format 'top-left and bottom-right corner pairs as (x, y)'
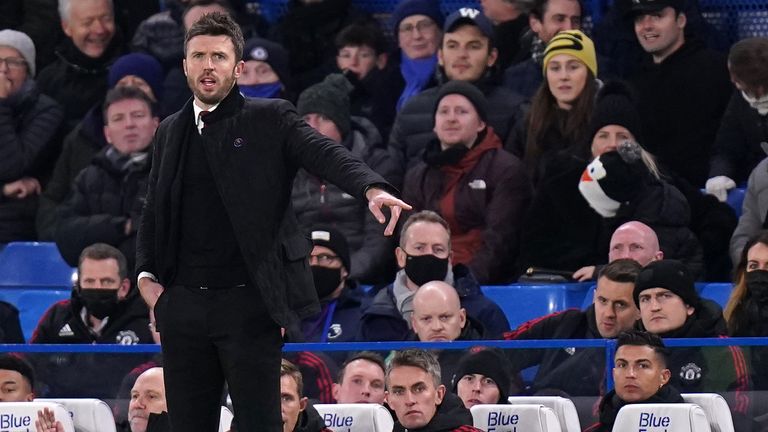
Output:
(482, 283), (592, 328)
(0, 289), (70, 341)
(695, 282), (733, 309)
(726, 188), (746, 219)
(0, 242), (76, 288)
(581, 284), (597, 310)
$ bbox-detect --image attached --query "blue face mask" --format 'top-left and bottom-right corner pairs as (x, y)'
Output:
(240, 82), (282, 99)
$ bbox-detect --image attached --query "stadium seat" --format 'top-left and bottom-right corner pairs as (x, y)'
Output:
(681, 394), (735, 432)
(314, 404), (394, 432)
(612, 403), (711, 432)
(482, 284), (592, 328)
(471, 404), (563, 432)
(508, 396), (580, 432)
(726, 187), (746, 219)
(581, 284), (596, 310)
(36, 398), (116, 432)
(219, 406), (234, 432)
(0, 401), (75, 432)
(0, 242), (76, 288)
(695, 283), (732, 309)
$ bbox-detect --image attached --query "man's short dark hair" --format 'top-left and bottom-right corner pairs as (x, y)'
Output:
(335, 24), (388, 55)
(281, 358), (304, 398)
(529, 0), (583, 20)
(386, 349), (442, 388)
(399, 210), (451, 249)
(184, 11), (244, 61)
(78, 243), (128, 281)
(337, 351), (386, 384)
(103, 86), (156, 123)
(728, 37), (768, 92)
(616, 330), (669, 368)
(0, 354), (35, 390)
(599, 259), (643, 284)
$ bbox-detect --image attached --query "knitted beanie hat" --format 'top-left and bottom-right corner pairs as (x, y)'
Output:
(588, 81), (644, 147)
(579, 141), (648, 218)
(452, 348), (514, 403)
(0, 30), (36, 76)
(633, 259), (700, 309)
(434, 80), (488, 122)
(391, 0), (444, 33)
(108, 53), (164, 99)
(243, 37), (290, 85)
(542, 30), (597, 78)
(297, 74), (353, 138)
(310, 226), (351, 272)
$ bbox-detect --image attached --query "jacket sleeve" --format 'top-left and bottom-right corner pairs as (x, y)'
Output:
(469, 155), (532, 283)
(135, 125), (164, 279)
(29, 302), (62, 344)
(709, 92), (747, 179)
(36, 132), (80, 240)
(503, 310), (576, 371)
(54, 170), (128, 266)
(0, 96), (63, 182)
(279, 100), (392, 200)
(730, 160), (768, 264)
(349, 211), (396, 283)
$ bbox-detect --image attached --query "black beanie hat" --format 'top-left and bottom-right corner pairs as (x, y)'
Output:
(298, 74), (353, 139)
(451, 348), (513, 403)
(243, 37), (290, 85)
(434, 80), (488, 122)
(588, 81), (644, 147)
(310, 226), (351, 272)
(391, 0), (444, 33)
(633, 260), (700, 309)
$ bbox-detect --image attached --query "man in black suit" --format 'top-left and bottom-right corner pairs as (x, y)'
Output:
(135, 12), (409, 432)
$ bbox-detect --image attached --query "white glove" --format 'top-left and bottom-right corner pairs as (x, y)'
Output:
(705, 176), (737, 202)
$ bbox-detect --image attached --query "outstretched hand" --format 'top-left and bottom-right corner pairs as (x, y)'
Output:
(35, 407), (64, 432)
(365, 187), (412, 236)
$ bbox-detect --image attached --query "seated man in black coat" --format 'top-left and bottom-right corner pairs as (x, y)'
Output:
(585, 330), (684, 432)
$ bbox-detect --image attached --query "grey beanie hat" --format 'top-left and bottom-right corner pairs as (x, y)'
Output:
(297, 74), (353, 139)
(0, 30), (35, 76)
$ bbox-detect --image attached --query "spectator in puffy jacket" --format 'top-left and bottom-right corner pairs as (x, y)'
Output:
(403, 80), (531, 283)
(0, 30), (64, 244)
(54, 86), (158, 271)
(388, 7), (526, 188)
(292, 74), (396, 283)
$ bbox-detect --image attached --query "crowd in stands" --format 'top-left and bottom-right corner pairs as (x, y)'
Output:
(2, 0), (768, 429)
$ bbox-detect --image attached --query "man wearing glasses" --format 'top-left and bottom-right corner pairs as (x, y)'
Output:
(0, 30), (64, 246)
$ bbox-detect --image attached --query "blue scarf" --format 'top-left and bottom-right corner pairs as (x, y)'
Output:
(397, 53), (437, 111)
(239, 82), (282, 99)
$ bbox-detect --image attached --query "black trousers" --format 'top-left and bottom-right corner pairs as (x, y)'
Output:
(156, 284), (283, 431)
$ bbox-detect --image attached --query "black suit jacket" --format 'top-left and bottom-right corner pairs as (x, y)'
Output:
(136, 87), (389, 327)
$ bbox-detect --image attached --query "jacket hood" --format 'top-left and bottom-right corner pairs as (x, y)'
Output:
(398, 393), (474, 432)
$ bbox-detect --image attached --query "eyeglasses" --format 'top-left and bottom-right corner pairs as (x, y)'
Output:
(399, 19), (436, 34)
(310, 254), (341, 265)
(0, 57), (27, 70)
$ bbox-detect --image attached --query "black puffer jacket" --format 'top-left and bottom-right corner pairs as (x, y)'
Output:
(54, 146), (150, 270)
(0, 79), (64, 243)
(387, 73), (526, 188)
(291, 116), (396, 283)
(584, 384), (684, 432)
(36, 35), (123, 133)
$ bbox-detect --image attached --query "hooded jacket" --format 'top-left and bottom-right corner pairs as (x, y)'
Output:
(393, 393), (482, 432)
(387, 73), (526, 188)
(292, 116), (396, 283)
(638, 299), (751, 414)
(731, 158), (768, 265)
(54, 146), (150, 270)
(710, 91), (768, 184)
(358, 264), (510, 341)
(584, 384), (685, 432)
(0, 79), (64, 242)
(503, 305), (609, 396)
(403, 129), (532, 284)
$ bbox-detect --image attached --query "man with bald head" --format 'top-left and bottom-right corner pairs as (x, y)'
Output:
(574, 221), (663, 281)
(410, 281), (488, 386)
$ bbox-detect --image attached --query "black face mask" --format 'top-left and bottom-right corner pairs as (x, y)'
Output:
(404, 253), (449, 286)
(312, 266), (342, 300)
(746, 270), (768, 303)
(79, 288), (119, 319)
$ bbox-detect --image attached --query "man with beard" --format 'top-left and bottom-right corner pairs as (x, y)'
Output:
(135, 12), (408, 432)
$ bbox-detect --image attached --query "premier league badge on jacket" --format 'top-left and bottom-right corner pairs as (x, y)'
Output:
(116, 330), (140, 345)
(679, 362), (702, 385)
